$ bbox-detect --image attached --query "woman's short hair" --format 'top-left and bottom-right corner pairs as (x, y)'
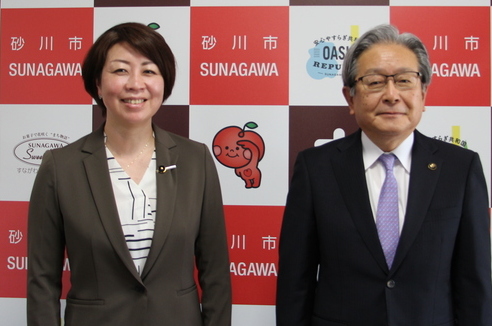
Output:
(342, 24), (431, 96)
(82, 22), (176, 116)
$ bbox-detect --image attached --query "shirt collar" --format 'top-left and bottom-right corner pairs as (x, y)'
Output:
(361, 131), (413, 173)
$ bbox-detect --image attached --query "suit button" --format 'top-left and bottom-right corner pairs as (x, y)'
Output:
(386, 280), (396, 289)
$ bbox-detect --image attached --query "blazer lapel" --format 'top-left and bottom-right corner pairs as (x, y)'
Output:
(390, 130), (441, 273)
(331, 130), (389, 272)
(141, 126), (179, 279)
(81, 127), (142, 282)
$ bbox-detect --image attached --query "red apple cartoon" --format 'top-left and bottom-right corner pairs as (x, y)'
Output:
(213, 122), (265, 188)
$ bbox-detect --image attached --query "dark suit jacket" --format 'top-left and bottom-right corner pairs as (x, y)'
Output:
(276, 129), (492, 326)
(27, 125), (231, 326)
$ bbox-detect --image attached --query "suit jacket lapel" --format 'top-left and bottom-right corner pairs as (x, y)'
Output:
(141, 126), (179, 279)
(390, 130), (441, 273)
(332, 130), (389, 272)
(81, 127), (142, 282)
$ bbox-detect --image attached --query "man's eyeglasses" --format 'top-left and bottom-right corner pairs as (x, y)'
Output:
(355, 71), (422, 92)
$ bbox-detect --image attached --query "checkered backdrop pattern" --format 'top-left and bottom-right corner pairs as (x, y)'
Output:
(1, 1), (491, 325)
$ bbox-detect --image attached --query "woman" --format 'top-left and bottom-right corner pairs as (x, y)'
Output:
(27, 22), (231, 326)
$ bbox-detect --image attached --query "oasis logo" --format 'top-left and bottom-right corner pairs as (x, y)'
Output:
(306, 27), (359, 80)
(14, 138), (68, 165)
(432, 135), (468, 149)
(432, 126), (468, 149)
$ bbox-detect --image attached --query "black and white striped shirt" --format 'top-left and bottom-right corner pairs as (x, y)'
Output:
(106, 147), (157, 276)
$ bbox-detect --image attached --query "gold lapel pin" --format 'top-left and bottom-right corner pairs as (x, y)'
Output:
(428, 163), (437, 171)
(157, 165), (176, 174)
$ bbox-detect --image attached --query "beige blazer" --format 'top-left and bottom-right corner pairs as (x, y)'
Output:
(27, 125), (231, 326)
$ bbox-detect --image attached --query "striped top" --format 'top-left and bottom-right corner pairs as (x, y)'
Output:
(106, 146), (157, 276)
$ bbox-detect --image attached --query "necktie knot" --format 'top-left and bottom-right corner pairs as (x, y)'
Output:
(379, 153), (396, 172)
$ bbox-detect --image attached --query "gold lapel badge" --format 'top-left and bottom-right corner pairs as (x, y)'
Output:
(428, 163), (437, 171)
(157, 165), (177, 174)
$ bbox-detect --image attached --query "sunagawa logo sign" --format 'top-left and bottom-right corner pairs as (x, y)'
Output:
(13, 132), (70, 166)
(306, 26), (359, 80)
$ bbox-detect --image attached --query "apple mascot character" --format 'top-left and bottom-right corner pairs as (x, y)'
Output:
(212, 122), (265, 188)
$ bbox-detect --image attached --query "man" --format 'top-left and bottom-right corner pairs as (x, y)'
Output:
(276, 24), (492, 326)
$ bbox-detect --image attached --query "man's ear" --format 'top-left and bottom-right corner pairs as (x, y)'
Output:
(418, 85), (427, 113)
(342, 86), (355, 115)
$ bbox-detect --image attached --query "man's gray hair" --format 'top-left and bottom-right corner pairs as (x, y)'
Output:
(342, 24), (431, 96)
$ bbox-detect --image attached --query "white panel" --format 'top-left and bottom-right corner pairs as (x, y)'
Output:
(0, 298), (27, 325)
(289, 6), (390, 106)
(232, 304), (275, 326)
(0, 105), (93, 201)
(417, 106), (492, 196)
(0, 298), (67, 325)
(190, 105), (289, 206)
(94, 7), (190, 106)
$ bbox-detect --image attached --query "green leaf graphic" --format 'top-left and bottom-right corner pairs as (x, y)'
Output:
(244, 122), (258, 130)
(148, 23), (160, 30)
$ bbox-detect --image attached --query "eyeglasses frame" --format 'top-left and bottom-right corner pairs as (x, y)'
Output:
(355, 71), (422, 92)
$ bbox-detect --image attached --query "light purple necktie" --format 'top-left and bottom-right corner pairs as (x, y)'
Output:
(376, 153), (399, 269)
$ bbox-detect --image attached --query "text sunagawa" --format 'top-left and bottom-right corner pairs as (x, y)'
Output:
(230, 262), (277, 276)
(28, 142), (65, 149)
(7, 256), (70, 271)
(432, 63), (481, 77)
(9, 62), (82, 77)
(200, 62), (279, 77)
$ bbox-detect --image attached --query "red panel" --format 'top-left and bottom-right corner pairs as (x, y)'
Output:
(0, 201), (70, 298)
(391, 7), (490, 107)
(190, 6), (289, 105)
(225, 205), (284, 305)
(0, 8), (94, 104)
